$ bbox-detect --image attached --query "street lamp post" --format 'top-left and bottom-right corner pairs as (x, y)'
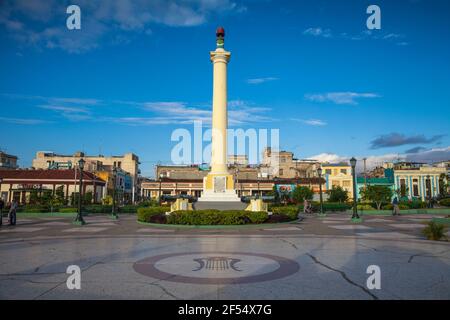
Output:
(317, 167), (324, 216)
(111, 166), (118, 219)
(158, 173), (163, 206)
(350, 157), (361, 222)
(74, 158), (86, 225)
(257, 173), (261, 199)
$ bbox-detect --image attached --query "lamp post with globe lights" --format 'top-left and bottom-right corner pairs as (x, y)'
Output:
(317, 167), (325, 216)
(350, 157), (361, 222)
(74, 158), (86, 225)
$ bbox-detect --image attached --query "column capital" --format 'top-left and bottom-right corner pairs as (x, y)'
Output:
(210, 49), (231, 63)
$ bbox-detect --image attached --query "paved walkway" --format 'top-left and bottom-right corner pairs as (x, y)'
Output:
(0, 214), (449, 299)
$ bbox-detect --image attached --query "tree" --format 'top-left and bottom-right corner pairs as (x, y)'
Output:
(327, 186), (348, 203)
(55, 185), (67, 206)
(292, 186), (313, 204)
(102, 195), (113, 205)
(439, 173), (448, 197)
(361, 185), (393, 210)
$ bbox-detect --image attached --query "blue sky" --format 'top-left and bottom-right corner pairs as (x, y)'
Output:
(1, 0), (449, 176)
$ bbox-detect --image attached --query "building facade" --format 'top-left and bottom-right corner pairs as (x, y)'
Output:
(393, 165), (447, 200)
(0, 151), (18, 170)
(96, 169), (133, 204)
(32, 151), (140, 202)
(261, 147), (320, 179)
(0, 169), (105, 204)
(321, 163), (355, 199)
(356, 177), (395, 201)
(141, 177), (324, 200)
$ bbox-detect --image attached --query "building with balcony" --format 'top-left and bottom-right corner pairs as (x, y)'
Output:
(0, 151), (18, 170)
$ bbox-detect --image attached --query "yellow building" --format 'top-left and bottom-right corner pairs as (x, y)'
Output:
(32, 151), (140, 202)
(321, 163), (354, 199)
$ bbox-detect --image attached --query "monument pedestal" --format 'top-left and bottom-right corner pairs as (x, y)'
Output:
(197, 173), (241, 202)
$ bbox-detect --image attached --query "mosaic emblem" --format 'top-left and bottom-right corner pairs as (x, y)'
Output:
(192, 257), (242, 272)
(133, 252), (299, 284)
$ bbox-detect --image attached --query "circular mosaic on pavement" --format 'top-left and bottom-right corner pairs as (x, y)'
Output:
(133, 252), (300, 284)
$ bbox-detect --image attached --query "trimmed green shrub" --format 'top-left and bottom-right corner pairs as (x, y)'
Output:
(400, 201), (427, 209)
(166, 210), (269, 225)
(83, 205), (113, 214)
(21, 205), (50, 213)
(137, 207), (170, 222)
(23, 208), (47, 213)
(439, 198), (450, 207)
(321, 203), (351, 212)
(59, 207), (78, 213)
(384, 203), (409, 210)
(357, 204), (375, 210)
(247, 211), (269, 224)
(270, 206), (299, 220)
(422, 221), (447, 241)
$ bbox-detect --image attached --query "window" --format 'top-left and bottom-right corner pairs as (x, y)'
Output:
(279, 169), (284, 176)
(342, 180), (351, 187)
(325, 169), (332, 175)
(340, 169), (347, 174)
(412, 179), (419, 197)
(400, 178), (407, 197)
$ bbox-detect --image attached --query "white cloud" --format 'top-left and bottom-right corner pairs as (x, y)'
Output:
(144, 101), (273, 126)
(383, 33), (403, 39)
(291, 118), (327, 126)
(305, 92), (380, 105)
(246, 77), (279, 85)
(0, 117), (50, 125)
(307, 147), (450, 173)
(39, 104), (92, 121)
(303, 27), (332, 38)
(0, 0), (246, 53)
(1, 94), (272, 126)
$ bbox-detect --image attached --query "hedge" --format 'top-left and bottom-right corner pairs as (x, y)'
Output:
(270, 206), (299, 220)
(59, 207), (78, 213)
(83, 205), (113, 214)
(439, 198), (450, 207)
(270, 203), (351, 214)
(137, 207), (170, 222)
(166, 210), (269, 225)
(399, 201), (427, 209)
(384, 203), (410, 210)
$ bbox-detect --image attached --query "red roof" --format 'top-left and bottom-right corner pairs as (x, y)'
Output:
(0, 169), (106, 185)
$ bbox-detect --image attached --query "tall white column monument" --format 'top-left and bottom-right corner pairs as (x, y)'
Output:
(197, 27), (241, 204)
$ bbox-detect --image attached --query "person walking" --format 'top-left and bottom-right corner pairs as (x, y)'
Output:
(392, 196), (400, 216)
(8, 199), (18, 225)
(303, 199), (312, 214)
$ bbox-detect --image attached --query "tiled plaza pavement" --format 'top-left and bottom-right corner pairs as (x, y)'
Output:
(0, 213), (449, 299)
